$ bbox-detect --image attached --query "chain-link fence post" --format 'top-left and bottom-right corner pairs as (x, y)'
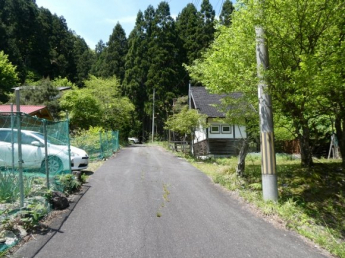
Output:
(10, 104), (15, 173)
(66, 112), (72, 172)
(15, 89), (25, 208)
(43, 119), (49, 189)
(99, 131), (103, 159)
(115, 131), (119, 151)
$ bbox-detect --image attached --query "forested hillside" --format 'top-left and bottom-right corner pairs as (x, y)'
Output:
(0, 0), (93, 86)
(0, 0), (234, 139)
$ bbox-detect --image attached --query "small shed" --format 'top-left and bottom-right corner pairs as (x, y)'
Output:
(0, 105), (54, 121)
(190, 87), (246, 157)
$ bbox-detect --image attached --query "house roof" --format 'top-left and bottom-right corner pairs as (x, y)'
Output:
(57, 86), (72, 91)
(0, 105), (54, 121)
(190, 87), (242, 118)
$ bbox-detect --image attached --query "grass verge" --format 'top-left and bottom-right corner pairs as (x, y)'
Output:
(166, 147), (345, 257)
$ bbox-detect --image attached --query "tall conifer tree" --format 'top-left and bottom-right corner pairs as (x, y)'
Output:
(0, 0), (39, 81)
(146, 1), (184, 133)
(199, 0), (215, 49)
(176, 3), (204, 65)
(91, 40), (106, 77)
(0, 0), (93, 85)
(71, 35), (94, 86)
(102, 23), (128, 82)
(219, 0), (235, 26)
(123, 10), (150, 138)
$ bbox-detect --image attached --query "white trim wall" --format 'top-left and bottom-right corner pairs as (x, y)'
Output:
(194, 122), (246, 143)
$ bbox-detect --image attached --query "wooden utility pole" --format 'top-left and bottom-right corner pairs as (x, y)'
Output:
(152, 88), (155, 143)
(255, 26), (278, 201)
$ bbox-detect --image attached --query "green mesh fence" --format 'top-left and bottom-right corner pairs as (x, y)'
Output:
(0, 111), (73, 251)
(0, 111), (119, 251)
(0, 111), (71, 174)
(70, 130), (119, 161)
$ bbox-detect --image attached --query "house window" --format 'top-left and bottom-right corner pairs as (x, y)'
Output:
(210, 125), (220, 134)
(222, 125), (232, 134)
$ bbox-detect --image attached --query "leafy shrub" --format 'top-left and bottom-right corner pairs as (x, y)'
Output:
(0, 171), (19, 203)
(0, 171), (34, 203)
(56, 174), (81, 194)
(20, 199), (50, 229)
(80, 173), (88, 184)
(71, 126), (119, 160)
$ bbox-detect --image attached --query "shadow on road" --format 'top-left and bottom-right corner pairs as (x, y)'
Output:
(127, 144), (147, 148)
(83, 170), (94, 176)
(13, 185), (91, 257)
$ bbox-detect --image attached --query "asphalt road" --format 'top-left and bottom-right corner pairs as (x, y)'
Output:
(14, 145), (329, 258)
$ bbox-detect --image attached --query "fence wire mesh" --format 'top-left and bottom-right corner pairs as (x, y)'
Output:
(0, 111), (71, 251)
(70, 130), (119, 161)
(0, 110), (119, 251)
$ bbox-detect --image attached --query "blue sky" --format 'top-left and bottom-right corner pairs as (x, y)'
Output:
(35, 0), (233, 49)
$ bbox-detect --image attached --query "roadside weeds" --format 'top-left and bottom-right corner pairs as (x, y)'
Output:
(159, 143), (344, 258)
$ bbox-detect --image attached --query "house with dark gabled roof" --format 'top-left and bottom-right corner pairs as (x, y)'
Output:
(190, 86), (246, 157)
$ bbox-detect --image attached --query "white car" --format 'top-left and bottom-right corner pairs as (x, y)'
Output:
(0, 129), (89, 174)
(128, 137), (139, 144)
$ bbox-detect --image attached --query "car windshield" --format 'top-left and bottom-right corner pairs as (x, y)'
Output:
(31, 132), (65, 145)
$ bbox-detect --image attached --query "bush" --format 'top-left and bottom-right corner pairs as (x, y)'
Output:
(0, 171), (34, 203)
(55, 174), (81, 194)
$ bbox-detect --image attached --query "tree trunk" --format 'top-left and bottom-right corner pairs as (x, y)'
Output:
(298, 125), (314, 167)
(335, 116), (345, 167)
(236, 139), (249, 177)
(182, 135), (186, 153)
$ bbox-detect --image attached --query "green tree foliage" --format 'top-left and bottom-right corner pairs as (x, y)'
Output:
(33, 7), (55, 78)
(51, 76), (76, 88)
(124, 2), (189, 139)
(175, 1), (217, 87)
(5, 77), (76, 119)
(123, 10), (150, 138)
(91, 40), (106, 76)
(60, 76), (135, 136)
(0, 0), (92, 86)
(146, 1), (186, 132)
(296, 2), (345, 166)
(199, 0), (216, 49)
(165, 106), (207, 137)
(165, 96), (207, 154)
(92, 23), (128, 83)
(47, 15), (75, 82)
(60, 89), (102, 129)
(219, 0), (235, 26)
(261, 0), (344, 166)
(0, 0), (40, 82)
(187, 0), (345, 167)
(107, 23), (128, 82)
(172, 96), (188, 113)
(6, 79), (61, 118)
(70, 35), (94, 86)
(0, 51), (19, 103)
(95, 40), (106, 57)
(83, 76), (134, 131)
(176, 3), (204, 65)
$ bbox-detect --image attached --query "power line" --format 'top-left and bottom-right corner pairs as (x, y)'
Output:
(218, 0), (225, 17)
(192, 0), (201, 9)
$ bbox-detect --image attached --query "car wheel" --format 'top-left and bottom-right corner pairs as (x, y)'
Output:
(41, 156), (63, 174)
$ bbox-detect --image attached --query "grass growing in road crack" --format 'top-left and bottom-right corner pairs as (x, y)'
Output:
(141, 168), (145, 181)
(157, 183), (170, 218)
(163, 183), (170, 202)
